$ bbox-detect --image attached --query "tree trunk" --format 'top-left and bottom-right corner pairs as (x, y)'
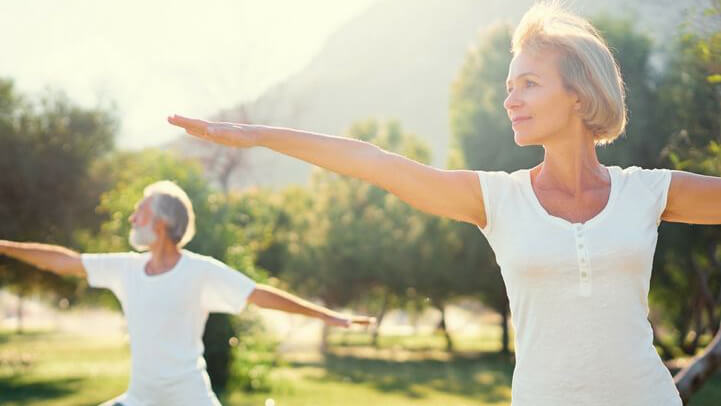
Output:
(321, 322), (330, 353)
(438, 304), (454, 352)
(681, 295), (703, 356)
(371, 292), (389, 348)
(674, 322), (721, 404)
(691, 255), (720, 332)
(16, 291), (23, 334)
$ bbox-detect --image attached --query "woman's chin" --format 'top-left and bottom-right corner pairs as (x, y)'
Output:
(514, 132), (536, 147)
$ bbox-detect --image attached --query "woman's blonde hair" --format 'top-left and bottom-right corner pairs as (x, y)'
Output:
(512, 1), (626, 144)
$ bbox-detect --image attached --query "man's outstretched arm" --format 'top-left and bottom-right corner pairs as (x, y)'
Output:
(0, 240), (85, 277)
(247, 284), (374, 327)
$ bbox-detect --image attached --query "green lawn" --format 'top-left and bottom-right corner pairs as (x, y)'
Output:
(0, 330), (719, 406)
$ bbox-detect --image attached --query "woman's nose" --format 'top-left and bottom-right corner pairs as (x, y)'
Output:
(503, 89), (522, 111)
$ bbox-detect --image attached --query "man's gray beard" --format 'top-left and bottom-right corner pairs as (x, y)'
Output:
(129, 223), (157, 251)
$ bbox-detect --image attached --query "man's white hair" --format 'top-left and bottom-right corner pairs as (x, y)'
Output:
(143, 180), (196, 247)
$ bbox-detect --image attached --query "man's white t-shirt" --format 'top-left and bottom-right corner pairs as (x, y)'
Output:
(82, 249), (256, 406)
(477, 166), (682, 406)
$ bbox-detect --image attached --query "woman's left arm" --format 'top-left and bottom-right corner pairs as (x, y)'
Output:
(663, 171), (721, 224)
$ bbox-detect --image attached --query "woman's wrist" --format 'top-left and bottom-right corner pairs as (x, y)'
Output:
(252, 124), (288, 149)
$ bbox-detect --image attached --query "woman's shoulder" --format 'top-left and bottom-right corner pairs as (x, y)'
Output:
(475, 168), (530, 207)
(613, 165), (671, 181)
(611, 165), (672, 195)
(476, 168), (530, 182)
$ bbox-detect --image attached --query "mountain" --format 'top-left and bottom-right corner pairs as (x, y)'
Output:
(170, 0), (692, 190)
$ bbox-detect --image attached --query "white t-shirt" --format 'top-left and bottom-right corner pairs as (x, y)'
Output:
(477, 166), (682, 406)
(82, 249), (256, 406)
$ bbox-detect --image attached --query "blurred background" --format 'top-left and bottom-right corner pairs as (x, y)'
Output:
(0, 0), (720, 405)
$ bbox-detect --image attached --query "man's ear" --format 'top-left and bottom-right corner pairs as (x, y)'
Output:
(152, 218), (166, 239)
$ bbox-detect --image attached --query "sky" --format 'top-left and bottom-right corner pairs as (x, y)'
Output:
(0, 0), (377, 149)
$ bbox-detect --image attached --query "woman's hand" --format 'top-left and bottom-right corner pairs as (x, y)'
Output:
(167, 114), (259, 148)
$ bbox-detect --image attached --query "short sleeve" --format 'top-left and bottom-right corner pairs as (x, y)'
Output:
(81, 252), (138, 295)
(634, 167), (673, 225)
(200, 258), (257, 314)
(476, 170), (513, 236)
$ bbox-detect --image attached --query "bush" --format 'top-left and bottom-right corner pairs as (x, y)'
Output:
(229, 312), (281, 393)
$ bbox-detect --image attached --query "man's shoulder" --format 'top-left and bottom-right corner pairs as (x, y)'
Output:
(82, 251), (147, 264)
(180, 250), (228, 271)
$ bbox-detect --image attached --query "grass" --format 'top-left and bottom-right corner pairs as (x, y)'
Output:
(1, 329), (720, 406)
(327, 329), (513, 353)
(223, 352), (513, 406)
(0, 331), (129, 406)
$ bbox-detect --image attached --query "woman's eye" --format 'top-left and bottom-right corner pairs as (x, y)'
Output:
(526, 80), (537, 87)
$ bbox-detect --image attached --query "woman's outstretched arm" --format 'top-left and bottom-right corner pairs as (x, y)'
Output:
(167, 115), (487, 227)
(664, 171), (721, 224)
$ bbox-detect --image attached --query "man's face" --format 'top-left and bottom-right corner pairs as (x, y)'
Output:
(128, 197), (157, 251)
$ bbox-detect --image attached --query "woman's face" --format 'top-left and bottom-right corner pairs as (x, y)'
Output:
(504, 49), (581, 147)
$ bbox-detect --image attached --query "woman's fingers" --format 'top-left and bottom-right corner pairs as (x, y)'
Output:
(168, 115), (214, 140)
(168, 114), (254, 147)
(168, 114), (207, 127)
(168, 115), (208, 134)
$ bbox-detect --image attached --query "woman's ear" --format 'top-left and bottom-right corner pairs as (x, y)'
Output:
(573, 92), (583, 112)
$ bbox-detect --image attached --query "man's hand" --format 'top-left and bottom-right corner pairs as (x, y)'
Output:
(323, 313), (377, 328)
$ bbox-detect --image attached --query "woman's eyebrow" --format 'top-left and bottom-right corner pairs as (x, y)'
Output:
(506, 72), (541, 86)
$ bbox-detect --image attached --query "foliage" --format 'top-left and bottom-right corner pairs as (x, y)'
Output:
(0, 79), (116, 305)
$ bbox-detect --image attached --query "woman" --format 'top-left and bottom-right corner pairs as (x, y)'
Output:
(168, 3), (716, 405)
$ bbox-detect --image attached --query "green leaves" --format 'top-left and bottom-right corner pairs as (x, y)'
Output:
(0, 81), (116, 297)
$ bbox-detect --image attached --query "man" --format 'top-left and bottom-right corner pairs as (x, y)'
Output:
(0, 180), (373, 406)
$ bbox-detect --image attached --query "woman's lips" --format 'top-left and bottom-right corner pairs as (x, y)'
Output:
(511, 116), (532, 127)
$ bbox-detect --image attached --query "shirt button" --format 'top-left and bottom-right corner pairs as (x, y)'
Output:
(581, 272), (588, 278)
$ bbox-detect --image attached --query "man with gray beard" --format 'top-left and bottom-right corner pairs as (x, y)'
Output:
(0, 180), (374, 406)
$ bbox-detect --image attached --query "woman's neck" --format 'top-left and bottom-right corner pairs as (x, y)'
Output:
(534, 128), (607, 195)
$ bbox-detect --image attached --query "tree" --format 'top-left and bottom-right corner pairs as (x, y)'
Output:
(0, 80), (116, 330)
(280, 119), (444, 348)
(656, 1), (721, 401)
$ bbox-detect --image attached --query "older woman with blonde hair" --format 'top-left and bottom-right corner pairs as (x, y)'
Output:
(167, 2), (711, 404)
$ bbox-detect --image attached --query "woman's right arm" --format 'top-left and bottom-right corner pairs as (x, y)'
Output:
(0, 240), (86, 277)
(168, 115), (487, 226)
